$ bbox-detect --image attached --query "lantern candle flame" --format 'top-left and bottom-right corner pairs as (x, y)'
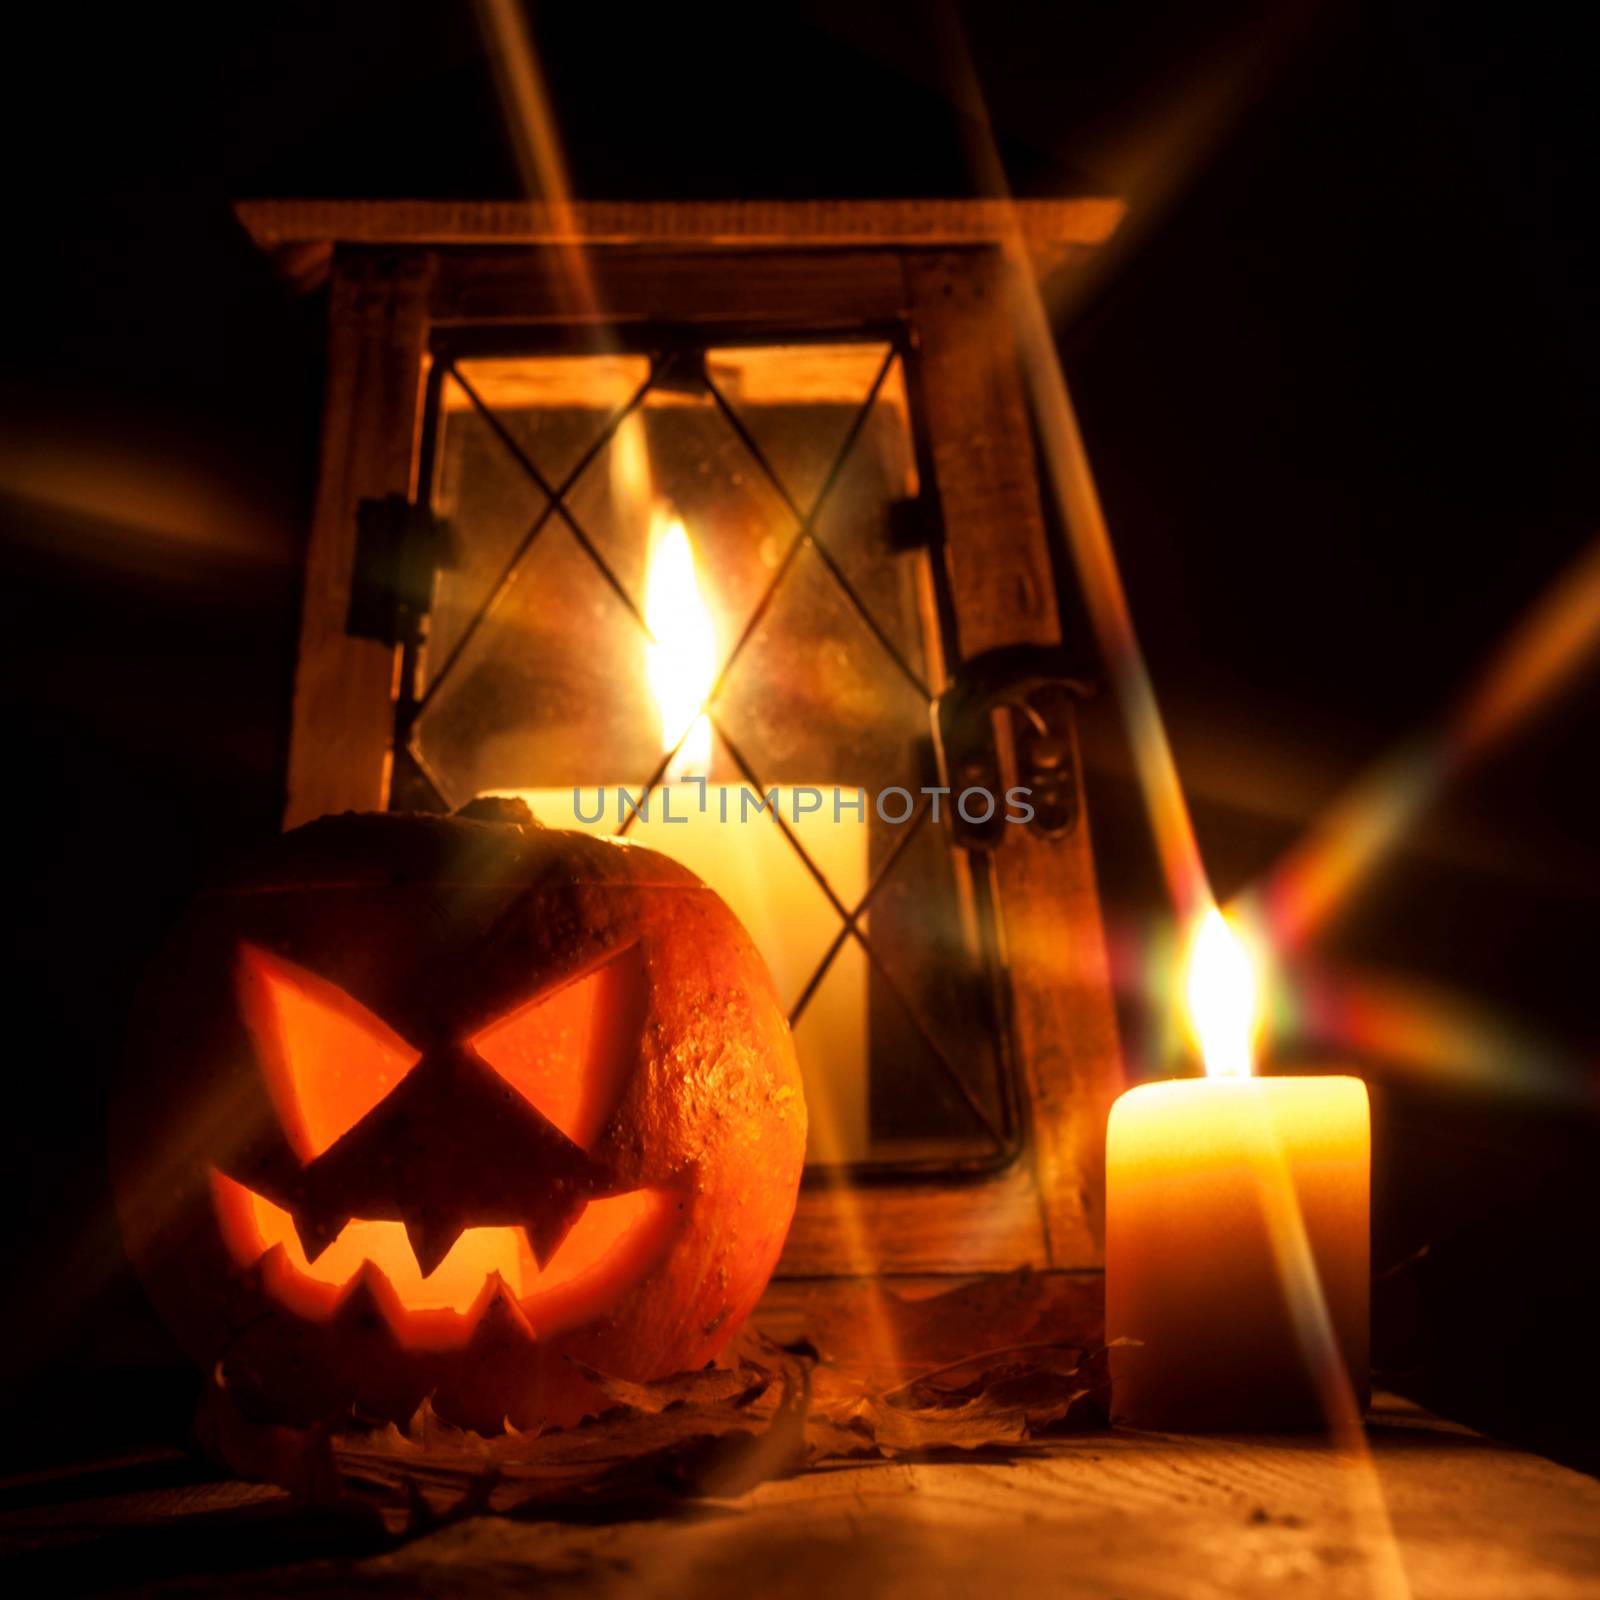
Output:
(645, 515), (715, 779)
(1184, 905), (1261, 1078)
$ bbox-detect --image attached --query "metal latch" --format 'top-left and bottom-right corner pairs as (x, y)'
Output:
(935, 644), (1091, 848)
(347, 494), (455, 646)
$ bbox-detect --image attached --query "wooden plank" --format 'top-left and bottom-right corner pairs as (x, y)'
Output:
(445, 345), (903, 409)
(907, 249), (1061, 659)
(994, 735), (1124, 1265)
(283, 251), (434, 828)
(906, 248), (1125, 1268)
(367, 1399), (1585, 1600)
(13, 1400), (1594, 1596)
(428, 247), (910, 328)
(235, 197), (1125, 252)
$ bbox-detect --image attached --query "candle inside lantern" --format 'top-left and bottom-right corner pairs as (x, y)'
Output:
(1106, 907), (1369, 1430)
(494, 515), (869, 1161)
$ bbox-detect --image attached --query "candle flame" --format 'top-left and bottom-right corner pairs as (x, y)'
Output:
(645, 515), (714, 777)
(1185, 905), (1261, 1078)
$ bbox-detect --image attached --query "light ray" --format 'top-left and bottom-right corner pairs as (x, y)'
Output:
(474, 0), (656, 530)
(474, 0), (598, 320)
(1288, 961), (1589, 1106)
(934, 19), (1411, 1591)
(923, 13), (1212, 925)
(1041, 6), (1330, 327)
(1240, 1109), (1410, 1600)
(469, 2), (909, 1376)
(1257, 533), (1600, 950)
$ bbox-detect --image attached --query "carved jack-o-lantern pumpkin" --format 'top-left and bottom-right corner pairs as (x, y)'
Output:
(113, 804), (805, 1432)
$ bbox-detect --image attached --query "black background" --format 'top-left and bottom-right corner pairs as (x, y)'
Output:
(1, 1), (1594, 1473)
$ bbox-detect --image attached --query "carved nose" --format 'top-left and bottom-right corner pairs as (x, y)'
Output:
(289, 1039), (607, 1277)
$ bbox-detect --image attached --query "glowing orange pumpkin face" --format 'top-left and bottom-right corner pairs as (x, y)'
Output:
(113, 807), (805, 1432)
(215, 939), (675, 1325)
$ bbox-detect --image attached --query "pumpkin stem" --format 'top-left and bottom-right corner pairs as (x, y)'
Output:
(453, 795), (537, 827)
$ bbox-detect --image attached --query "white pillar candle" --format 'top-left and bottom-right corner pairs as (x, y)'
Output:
(1106, 908), (1370, 1429)
(1106, 1074), (1369, 1429)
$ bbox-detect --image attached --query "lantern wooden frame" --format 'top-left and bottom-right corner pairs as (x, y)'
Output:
(238, 198), (1127, 1276)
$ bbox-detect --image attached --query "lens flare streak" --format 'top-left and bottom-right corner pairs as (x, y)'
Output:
(933, 22), (1413, 1590)
(1292, 963), (1588, 1106)
(1261, 534), (1600, 951)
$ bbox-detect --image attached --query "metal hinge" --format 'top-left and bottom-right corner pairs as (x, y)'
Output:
(885, 494), (942, 553)
(346, 494), (455, 646)
(935, 644), (1092, 849)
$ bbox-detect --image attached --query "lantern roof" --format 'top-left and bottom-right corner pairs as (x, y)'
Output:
(235, 197), (1125, 281)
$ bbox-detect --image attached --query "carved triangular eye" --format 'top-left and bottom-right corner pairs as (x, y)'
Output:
(236, 944), (421, 1161)
(472, 944), (647, 1152)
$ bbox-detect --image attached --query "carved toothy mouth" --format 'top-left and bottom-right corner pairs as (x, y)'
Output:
(212, 1170), (684, 1343)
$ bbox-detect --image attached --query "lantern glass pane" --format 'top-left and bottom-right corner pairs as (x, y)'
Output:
(409, 340), (1012, 1173)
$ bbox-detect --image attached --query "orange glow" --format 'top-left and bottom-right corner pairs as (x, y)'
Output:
(225, 942), (671, 1331)
(213, 1170), (675, 1329)
(236, 944), (419, 1160)
(644, 515), (715, 777)
(240, 1181), (524, 1313)
(473, 947), (645, 1150)
(1183, 905), (1263, 1078)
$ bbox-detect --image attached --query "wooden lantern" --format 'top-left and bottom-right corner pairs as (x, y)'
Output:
(237, 197), (1128, 1283)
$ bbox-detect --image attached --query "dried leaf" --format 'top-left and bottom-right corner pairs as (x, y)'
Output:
(846, 1344), (1113, 1453)
(566, 1359), (771, 1416)
(790, 1267), (1104, 1387)
(200, 1272), (1113, 1536)
(856, 1394), (1031, 1453)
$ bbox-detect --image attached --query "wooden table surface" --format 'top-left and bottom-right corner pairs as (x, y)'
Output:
(4, 1397), (1597, 1597)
